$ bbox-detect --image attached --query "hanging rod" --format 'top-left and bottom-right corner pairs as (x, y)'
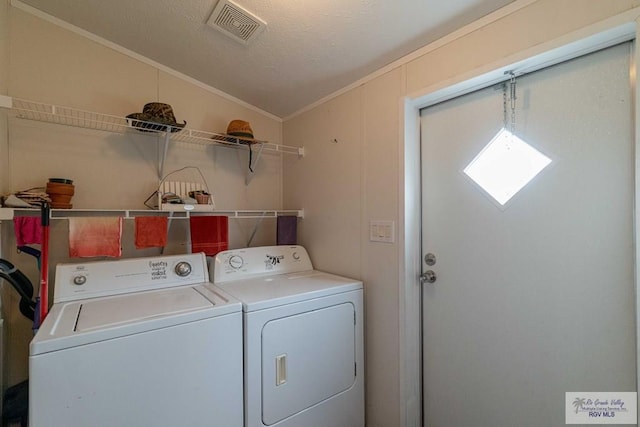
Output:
(0, 208), (304, 220)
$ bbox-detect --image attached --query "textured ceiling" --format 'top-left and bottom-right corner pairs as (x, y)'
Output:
(18, 0), (515, 118)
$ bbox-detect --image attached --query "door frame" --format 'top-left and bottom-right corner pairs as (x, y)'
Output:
(400, 13), (640, 426)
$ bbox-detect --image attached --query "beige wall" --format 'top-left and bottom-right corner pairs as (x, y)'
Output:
(406, 0), (638, 95)
(283, 1), (640, 426)
(2, 6), (285, 387)
(283, 88), (363, 279)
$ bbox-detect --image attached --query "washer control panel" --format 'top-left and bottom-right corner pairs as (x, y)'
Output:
(211, 245), (313, 283)
(54, 253), (208, 303)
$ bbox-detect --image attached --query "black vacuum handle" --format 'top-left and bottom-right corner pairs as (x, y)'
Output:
(41, 202), (50, 227)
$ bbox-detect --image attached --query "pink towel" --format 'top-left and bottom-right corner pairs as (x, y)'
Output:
(13, 217), (42, 246)
(69, 217), (123, 258)
(189, 216), (228, 256)
(134, 217), (168, 249)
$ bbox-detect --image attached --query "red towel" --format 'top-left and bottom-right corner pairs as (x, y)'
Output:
(13, 216), (42, 246)
(189, 216), (228, 256)
(134, 217), (168, 249)
(69, 217), (123, 258)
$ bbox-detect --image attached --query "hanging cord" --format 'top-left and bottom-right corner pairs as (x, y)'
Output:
(509, 71), (517, 134)
(502, 82), (508, 129)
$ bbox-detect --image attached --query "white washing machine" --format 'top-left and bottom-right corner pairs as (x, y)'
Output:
(211, 245), (364, 427)
(29, 253), (243, 427)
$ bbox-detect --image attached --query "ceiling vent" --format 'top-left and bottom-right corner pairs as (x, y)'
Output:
(207, 0), (267, 45)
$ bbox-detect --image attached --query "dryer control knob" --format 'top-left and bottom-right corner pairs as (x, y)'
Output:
(229, 255), (243, 269)
(174, 262), (192, 277)
(73, 275), (87, 286)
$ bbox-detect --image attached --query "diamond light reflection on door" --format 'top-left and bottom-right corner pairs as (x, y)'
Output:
(463, 128), (551, 206)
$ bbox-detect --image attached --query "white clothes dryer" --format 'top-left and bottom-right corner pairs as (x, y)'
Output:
(211, 245), (364, 427)
(29, 253), (243, 427)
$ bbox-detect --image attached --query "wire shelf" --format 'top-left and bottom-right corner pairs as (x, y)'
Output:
(6, 97), (304, 156)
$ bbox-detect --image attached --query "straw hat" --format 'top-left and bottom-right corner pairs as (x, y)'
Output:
(213, 119), (258, 144)
(227, 120), (254, 139)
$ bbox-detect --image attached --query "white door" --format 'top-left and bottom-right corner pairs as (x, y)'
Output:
(421, 43), (636, 426)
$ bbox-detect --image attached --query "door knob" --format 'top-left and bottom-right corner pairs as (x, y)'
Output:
(420, 270), (437, 284)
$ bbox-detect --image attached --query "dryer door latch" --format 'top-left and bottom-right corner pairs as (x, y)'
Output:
(276, 354), (287, 386)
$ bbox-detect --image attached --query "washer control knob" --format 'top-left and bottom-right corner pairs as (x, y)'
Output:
(174, 262), (192, 277)
(73, 275), (87, 286)
(229, 255), (244, 269)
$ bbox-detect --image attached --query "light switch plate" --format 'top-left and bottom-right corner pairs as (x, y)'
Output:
(370, 220), (395, 243)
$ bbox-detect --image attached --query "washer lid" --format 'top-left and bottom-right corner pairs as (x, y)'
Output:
(30, 283), (241, 355)
(75, 286), (211, 332)
(216, 270), (362, 312)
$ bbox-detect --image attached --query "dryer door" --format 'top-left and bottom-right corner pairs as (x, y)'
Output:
(261, 302), (356, 425)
